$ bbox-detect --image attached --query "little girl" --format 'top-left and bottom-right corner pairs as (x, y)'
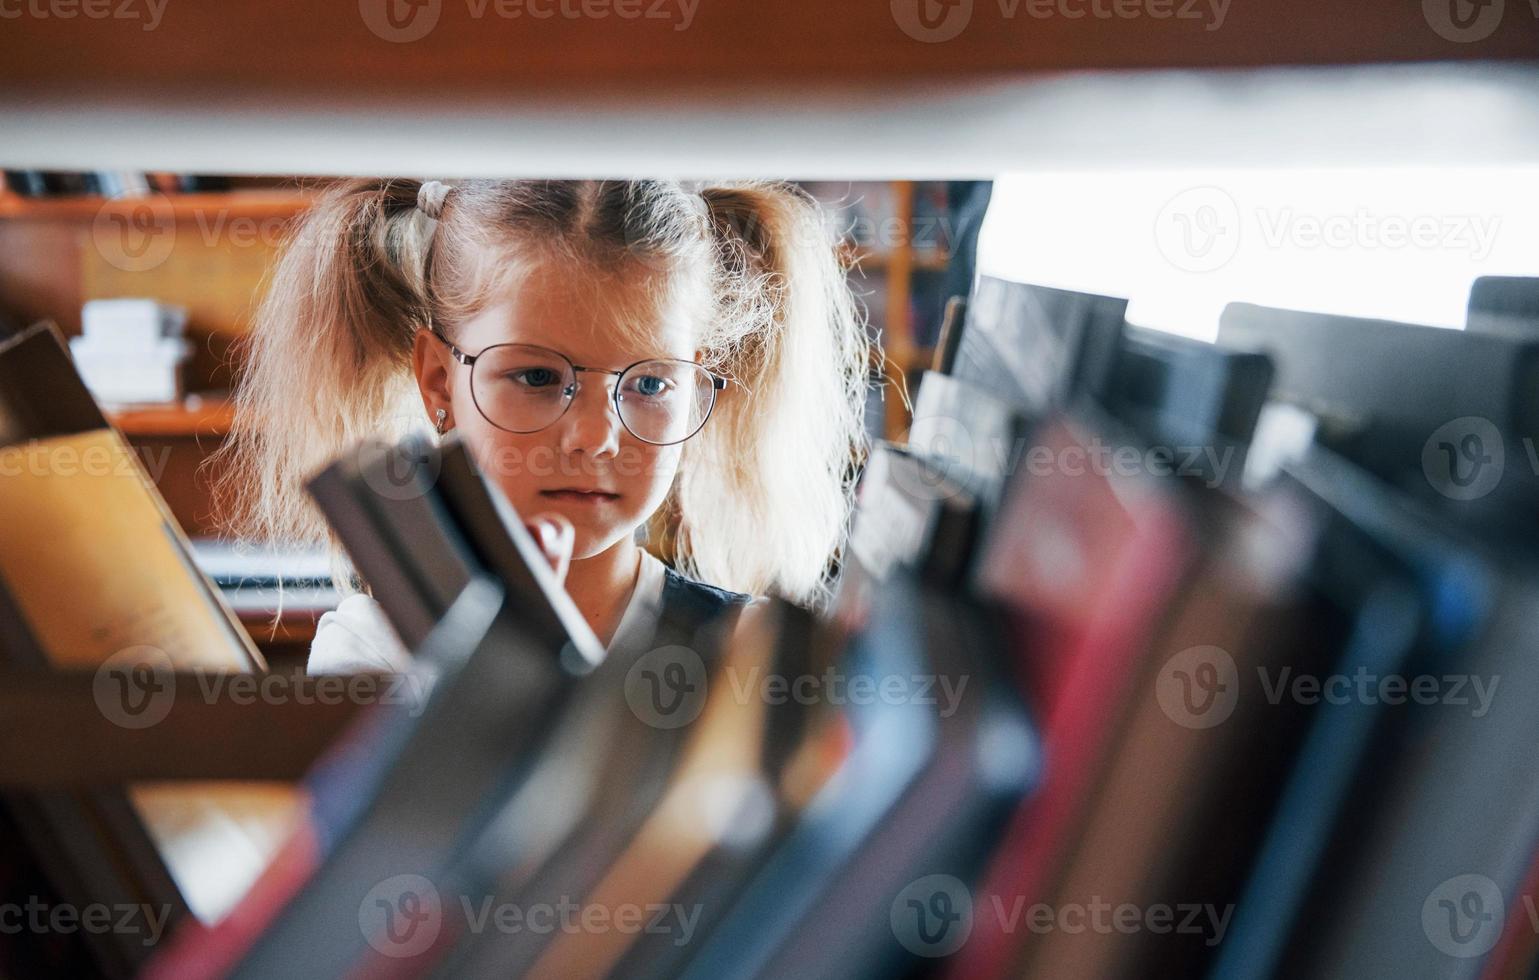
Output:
(217, 179), (870, 672)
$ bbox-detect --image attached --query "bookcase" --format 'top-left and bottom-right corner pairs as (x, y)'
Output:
(801, 180), (956, 442)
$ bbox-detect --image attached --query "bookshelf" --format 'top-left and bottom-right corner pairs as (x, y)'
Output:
(808, 179), (957, 442)
(0, 190), (311, 222)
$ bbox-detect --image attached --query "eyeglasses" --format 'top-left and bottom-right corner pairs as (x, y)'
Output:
(430, 329), (730, 446)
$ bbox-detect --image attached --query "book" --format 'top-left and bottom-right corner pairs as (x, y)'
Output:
(1016, 487), (1314, 978)
(1467, 276), (1539, 339)
(0, 323), (299, 957)
(953, 277), (1127, 416)
(1216, 303), (1539, 528)
(1108, 326), (1274, 485)
(306, 435), (477, 656)
(306, 431), (604, 673)
(948, 411), (1199, 979)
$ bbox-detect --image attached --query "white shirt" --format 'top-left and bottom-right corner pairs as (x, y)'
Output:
(308, 549), (742, 674)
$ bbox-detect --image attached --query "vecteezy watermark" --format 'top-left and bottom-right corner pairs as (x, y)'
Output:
(623, 652), (973, 729)
(90, 195), (329, 274)
(993, 895), (1234, 947)
(0, 0), (167, 30)
(91, 649), (438, 730)
(1258, 667), (1499, 717)
(93, 646), (178, 729)
(358, 876), (702, 959)
(459, 895), (701, 946)
(844, 213), (955, 257)
(891, 875), (975, 957)
(1422, 417), (1508, 501)
(724, 665), (971, 718)
(1252, 208), (1501, 261)
(890, 876), (1233, 957)
(1424, 874), (1504, 958)
(891, 0), (1229, 43)
(1422, 0), (1538, 43)
(1154, 188), (1503, 273)
(0, 898), (174, 947)
(1155, 649), (1500, 728)
(92, 192), (177, 273)
(624, 644), (709, 729)
(360, 875), (444, 959)
(359, 0), (698, 42)
(1154, 186), (1242, 274)
(1155, 646), (1239, 729)
(357, 433), (446, 502)
(902, 422), (1240, 499)
(0, 438), (174, 487)
(353, 418), (671, 503)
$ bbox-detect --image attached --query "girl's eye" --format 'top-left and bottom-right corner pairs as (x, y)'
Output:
(633, 375), (673, 398)
(510, 367), (561, 388)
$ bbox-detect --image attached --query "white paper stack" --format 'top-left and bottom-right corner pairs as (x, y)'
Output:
(70, 298), (191, 405)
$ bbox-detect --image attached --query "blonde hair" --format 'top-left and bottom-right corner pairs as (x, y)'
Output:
(214, 179), (870, 608)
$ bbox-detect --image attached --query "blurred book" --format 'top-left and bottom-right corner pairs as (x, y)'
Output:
(0, 323), (300, 952)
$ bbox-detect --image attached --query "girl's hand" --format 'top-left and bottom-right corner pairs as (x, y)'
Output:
(525, 512), (575, 586)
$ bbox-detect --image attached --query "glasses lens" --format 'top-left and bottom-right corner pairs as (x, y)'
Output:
(470, 344), (576, 433)
(617, 361), (717, 444)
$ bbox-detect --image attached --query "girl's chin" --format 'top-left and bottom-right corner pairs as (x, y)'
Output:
(565, 522), (632, 561)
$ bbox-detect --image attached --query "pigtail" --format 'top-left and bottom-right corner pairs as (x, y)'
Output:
(212, 178), (440, 581)
(665, 183), (871, 607)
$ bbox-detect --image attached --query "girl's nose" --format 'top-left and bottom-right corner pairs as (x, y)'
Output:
(556, 376), (623, 457)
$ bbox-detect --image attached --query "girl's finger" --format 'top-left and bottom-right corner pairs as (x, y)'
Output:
(526, 512), (575, 585)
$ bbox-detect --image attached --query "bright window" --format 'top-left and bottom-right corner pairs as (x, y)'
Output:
(977, 167), (1539, 340)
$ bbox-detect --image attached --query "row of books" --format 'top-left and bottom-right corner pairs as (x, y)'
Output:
(1, 172), (232, 198)
(3, 271), (1539, 976)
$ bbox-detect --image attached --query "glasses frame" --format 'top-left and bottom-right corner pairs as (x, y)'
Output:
(430, 328), (730, 446)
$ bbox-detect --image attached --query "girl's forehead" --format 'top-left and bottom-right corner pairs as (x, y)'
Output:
(457, 263), (696, 363)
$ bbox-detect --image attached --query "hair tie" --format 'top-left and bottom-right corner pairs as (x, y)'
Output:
(416, 180), (454, 220)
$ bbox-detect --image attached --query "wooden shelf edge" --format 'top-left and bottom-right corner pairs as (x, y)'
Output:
(0, 190), (314, 222)
(107, 394), (234, 438)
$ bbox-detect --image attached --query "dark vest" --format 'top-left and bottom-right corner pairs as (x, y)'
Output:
(647, 565), (754, 653)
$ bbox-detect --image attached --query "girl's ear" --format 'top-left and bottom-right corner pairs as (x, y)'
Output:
(412, 329), (454, 423)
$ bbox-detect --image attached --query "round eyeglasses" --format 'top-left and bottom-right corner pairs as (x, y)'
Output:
(430, 329), (730, 446)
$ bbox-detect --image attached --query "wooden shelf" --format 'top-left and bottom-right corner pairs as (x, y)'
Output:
(0, 1), (1531, 109)
(0, 191), (312, 222)
(107, 394), (234, 438)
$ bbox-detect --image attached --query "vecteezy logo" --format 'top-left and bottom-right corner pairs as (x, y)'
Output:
(891, 0), (973, 42)
(359, 0), (442, 42)
(1154, 186), (1242, 274)
(1156, 645), (1239, 729)
(1423, 874), (1503, 958)
(91, 193), (176, 273)
(359, 874), (443, 958)
(358, 436), (443, 501)
(895, 416), (974, 503)
(1422, 417), (1505, 501)
(93, 646), (176, 729)
(1423, 0), (1504, 42)
(890, 875), (973, 957)
(625, 645), (708, 729)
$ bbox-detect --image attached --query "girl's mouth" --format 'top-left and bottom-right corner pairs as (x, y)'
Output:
(539, 489), (620, 504)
